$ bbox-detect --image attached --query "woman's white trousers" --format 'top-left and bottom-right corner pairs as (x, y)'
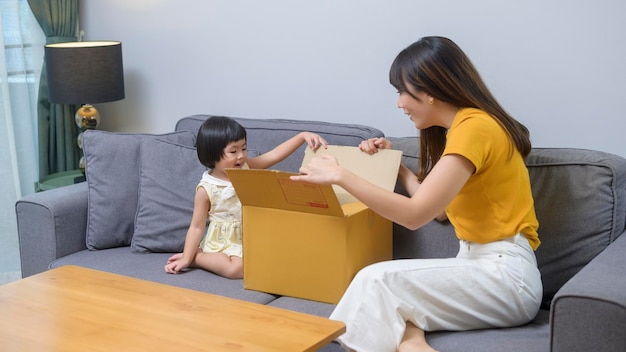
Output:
(329, 234), (542, 352)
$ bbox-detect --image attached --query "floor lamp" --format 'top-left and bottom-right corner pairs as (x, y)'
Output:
(45, 40), (125, 174)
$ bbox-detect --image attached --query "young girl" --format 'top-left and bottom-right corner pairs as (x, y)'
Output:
(291, 37), (543, 352)
(165, 116), (327, 279)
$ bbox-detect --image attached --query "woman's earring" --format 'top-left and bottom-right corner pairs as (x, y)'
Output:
(428, 98), (434, 105)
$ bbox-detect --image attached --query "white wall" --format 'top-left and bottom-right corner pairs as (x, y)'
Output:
(81, 0), (626, 157)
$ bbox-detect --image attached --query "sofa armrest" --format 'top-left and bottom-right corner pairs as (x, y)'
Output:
(15, 183), (89, 277)
(550, 230), (626, 352)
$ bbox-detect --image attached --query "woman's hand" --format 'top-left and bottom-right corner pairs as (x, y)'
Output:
(290, 154), (341, 185)
(359, 137), (393, 154)
(300, 132), (328, 151)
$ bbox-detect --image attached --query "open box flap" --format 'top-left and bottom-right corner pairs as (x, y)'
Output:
(227, 169), (345, 216)
(228, 145), (402, 217)
(302, 145), (403, 200)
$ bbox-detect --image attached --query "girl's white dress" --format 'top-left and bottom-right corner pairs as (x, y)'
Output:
(197, 171), (243, 257)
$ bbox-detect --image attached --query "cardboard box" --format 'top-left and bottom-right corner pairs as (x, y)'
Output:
(227, 146), (402, 304)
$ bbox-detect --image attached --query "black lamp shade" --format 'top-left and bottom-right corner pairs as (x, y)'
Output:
(45, 41), (125, 104)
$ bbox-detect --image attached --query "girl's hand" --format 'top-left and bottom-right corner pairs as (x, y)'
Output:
(300, 132), (328, 151)
(164, 256), (192, 274)
(359, 137), (393, 155)
(290, 154), (341, 185)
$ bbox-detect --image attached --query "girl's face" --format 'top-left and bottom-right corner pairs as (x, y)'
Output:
(397, 88), (436, 130)
(215, 138), (247, 171)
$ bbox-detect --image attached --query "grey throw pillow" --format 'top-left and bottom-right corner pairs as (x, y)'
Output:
(130, 137), (206, 253)
(83, 130), (196, 250)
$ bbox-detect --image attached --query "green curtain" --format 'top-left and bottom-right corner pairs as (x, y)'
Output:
(28, 0), (79, 178)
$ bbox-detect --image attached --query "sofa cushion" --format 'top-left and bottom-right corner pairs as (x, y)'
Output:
(48, 248), (278, 304)
(131, 137), (206, 253)
(83, 130), (196, 250)
(176, 115), (385, 173)
(526, 148), (626, 307)
(426, 309), (550, 352)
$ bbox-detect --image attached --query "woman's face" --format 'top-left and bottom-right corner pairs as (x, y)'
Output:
(397, 88), (436, 130)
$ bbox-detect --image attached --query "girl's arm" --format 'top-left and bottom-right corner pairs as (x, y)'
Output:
(290, 153), (473, 230)
(247, 132), (328, 169)
(165, 188), (210, 273)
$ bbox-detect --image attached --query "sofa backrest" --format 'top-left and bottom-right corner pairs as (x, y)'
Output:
(81, 116), (384, 253)
(389, 136), (626, 308)
(176, 115), (384, 173)
(526, 148), (626, 306)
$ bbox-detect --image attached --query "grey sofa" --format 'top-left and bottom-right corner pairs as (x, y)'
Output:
(16, 115), (626, 352)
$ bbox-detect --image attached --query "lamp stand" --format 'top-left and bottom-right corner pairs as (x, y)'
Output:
(76, 104), (101, 175)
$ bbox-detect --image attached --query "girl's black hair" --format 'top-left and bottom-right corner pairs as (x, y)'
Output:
(196, 116), (247, 169)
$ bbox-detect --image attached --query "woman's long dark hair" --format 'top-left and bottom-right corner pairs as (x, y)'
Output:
(389, 36), (531, 181)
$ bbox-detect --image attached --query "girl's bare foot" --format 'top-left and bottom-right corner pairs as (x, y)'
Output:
(398, 322), (439, 352)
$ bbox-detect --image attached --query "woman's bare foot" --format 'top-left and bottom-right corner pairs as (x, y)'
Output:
(398, 322), (439, 352)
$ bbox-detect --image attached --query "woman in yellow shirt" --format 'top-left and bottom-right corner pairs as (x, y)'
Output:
(291, 36), (542, 352)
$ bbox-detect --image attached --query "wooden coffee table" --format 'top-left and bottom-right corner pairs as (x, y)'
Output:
(0, 265), (345, 351)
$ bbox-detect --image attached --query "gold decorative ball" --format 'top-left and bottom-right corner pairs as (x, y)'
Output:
(75, 104), (101, 130)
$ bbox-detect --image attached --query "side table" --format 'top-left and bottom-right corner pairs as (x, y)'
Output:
(35, 170), (85, 192)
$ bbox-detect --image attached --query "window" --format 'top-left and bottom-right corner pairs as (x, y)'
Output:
(0, 0), (44, 284)
(1, 0), (43, 84)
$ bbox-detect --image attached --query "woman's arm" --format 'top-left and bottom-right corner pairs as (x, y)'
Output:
(398, 164), (420, 195)
(360, 137), (420, 195)
(247, 132), (328, 169)
(398, 165), (448, 221)
(359, 137), (448, 222)
(291, 153), (473, 230)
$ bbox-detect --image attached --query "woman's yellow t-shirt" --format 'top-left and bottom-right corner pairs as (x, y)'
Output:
(443, 108), (540, 250)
